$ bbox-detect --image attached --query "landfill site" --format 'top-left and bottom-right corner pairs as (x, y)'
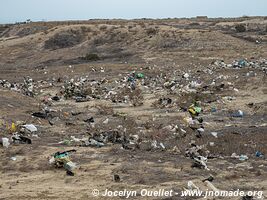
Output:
(0, 17), (266, 200)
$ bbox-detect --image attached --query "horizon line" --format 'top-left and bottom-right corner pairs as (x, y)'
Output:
(1, 15), (266, 25)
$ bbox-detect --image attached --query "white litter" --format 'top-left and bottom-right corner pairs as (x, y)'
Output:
(10, 157), (17, 161)
(210, 132), (218, 138)
(22, 124), (37, 132)
(2, 138), (10, 148)
(103, 118), (109, 124)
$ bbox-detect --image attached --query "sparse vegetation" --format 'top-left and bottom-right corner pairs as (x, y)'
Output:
(190, 22), (200, 26)
(235, 24), (246, 32)
(82, 53), (100, 61)
(81, 26), (92, 33)
(44, 30), (83, 49)
(99, 25), (108, 31)
(146, 27), (158, 35)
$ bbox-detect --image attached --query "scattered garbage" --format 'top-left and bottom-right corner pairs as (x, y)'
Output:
(22, 77), (37, 97)
(202, 175), (214, 182)
(12, 134), (32, 144)
(103, 118), (109, 124)
(231, 110), (244, 118)
(192, 156), (210, 170)
(242, 195), (254, 200)
(136, 73), (144, 79)
(159, 142), (166, 150)
(236, 59), (248, 68)
(10, 122), (17, 133)
(211, 106), (217, 112)
(50, 149), (77, 175)
(153, 97), (174, 108)
(0, 55), (266, 192)
(186, 141), (210, 170)
(51, 95), (60, 101)
(66, 170), (75, 176)
(0, 77), (38, 96)
(255, 151), (264, 158)
(32, 112), (47, 119)
(75, 96), (88, 102)
(231, 153), (248, 161)
(88, 138), (105, 147)
(213, 58), (267, 71)
(187, 181), (200, 192)
(64, 161), (77, 172)
(210, 132), (218, 138)
(84, 117), (95, 123)
(197, 127), (204, 133)
(10, 156), (17, 161)
(2, 137), (10, 148)
(113, 174), (121, 182)
(22, 124), (37, 133)
(183, 73), (190, 79)
(209, 142), (215, 147)
(188, 103), (202, 118)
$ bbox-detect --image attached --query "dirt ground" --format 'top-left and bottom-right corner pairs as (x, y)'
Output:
(0, 17), (267, 200)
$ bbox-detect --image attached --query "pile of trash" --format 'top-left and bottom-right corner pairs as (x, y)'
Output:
(61, 77), (112, 102)
(153, 97), (175, 108)
(184, 102), (205, 138)
(49, 149), (77, 176)
(60, 129), (131, 148)
(0, 76), (37, 97)
(1, 123), (38, 148)
(62, 78), (87, 99)
(0, 80), (19, 91)
(213, 58), (267, 73)
(22, 77), (36, 97)
(185, 140), (210, 170)
(32, 107), (61, 125)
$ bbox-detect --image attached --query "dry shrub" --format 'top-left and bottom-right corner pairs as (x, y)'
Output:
(146, 27), (158, 35)
(99, 25), (108, 31)
(95, 103), (114, 115)
(235, 24), (246, 32)
(111, 86), (143, 106)
(44, 30), (83, 49)
(92, 35), (107, 45)
(108, 26), (117, 32)
(80, 26), (92, 33)
(150, 35), (178, 49)
(127, 88), (144, 106)
(82, 53), (100, 61)
(190, 22), (200, 26)
(122, 117), (138, 135)
(139, 22), (146, 28)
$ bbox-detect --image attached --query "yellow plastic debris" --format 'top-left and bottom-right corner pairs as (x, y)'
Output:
(188, 108), (196, 115)
(10, 122), (17, 133)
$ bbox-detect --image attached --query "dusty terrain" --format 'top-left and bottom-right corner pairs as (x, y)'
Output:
(0, 17), (267, 200)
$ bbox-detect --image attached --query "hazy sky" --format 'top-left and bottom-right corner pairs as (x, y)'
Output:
(1, 0), (267, 23)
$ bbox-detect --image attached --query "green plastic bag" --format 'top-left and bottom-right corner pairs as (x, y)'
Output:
(194, 106), (202, 114)
(136, 73), (144, 79)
